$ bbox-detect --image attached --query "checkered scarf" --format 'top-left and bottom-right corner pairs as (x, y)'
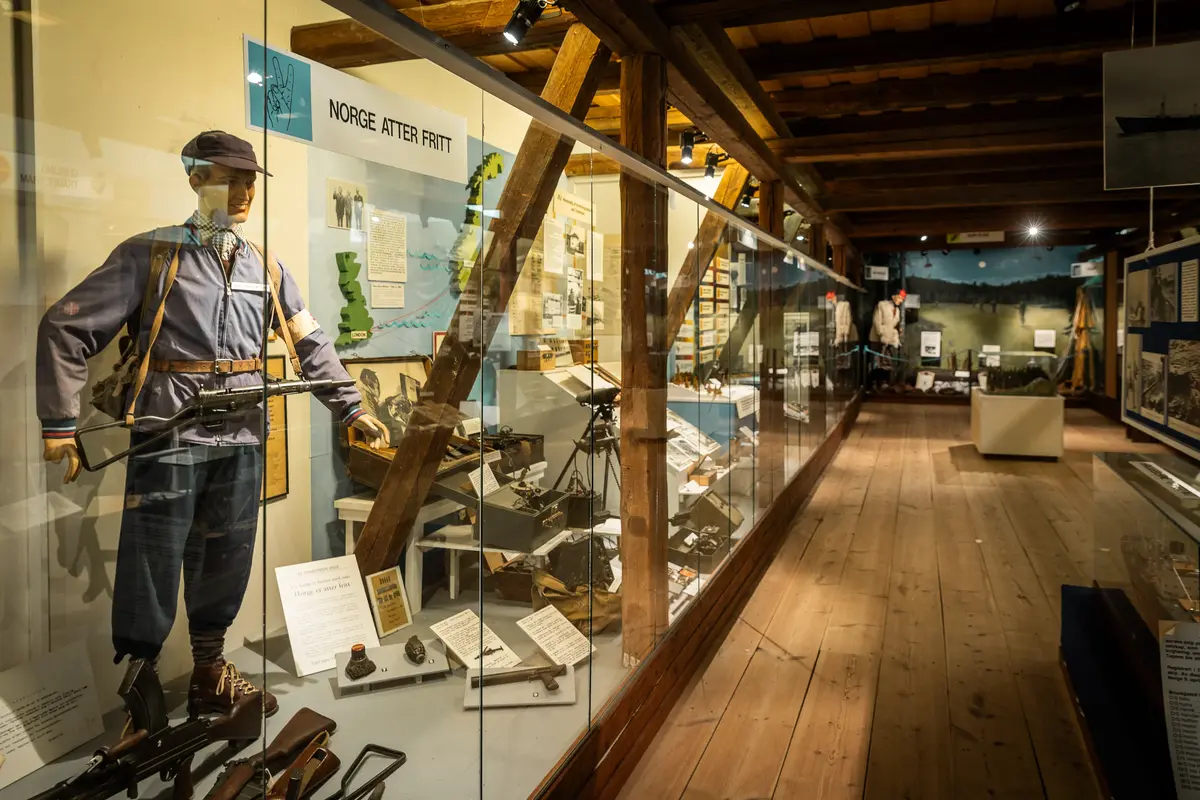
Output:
(188, 209), (245, 264)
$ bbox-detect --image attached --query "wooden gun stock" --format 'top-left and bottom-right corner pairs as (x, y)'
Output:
(205, 708), (336, 800)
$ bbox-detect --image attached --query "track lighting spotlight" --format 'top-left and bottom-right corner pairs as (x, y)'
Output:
(504, 0), (546, 46)
(1055, 0), (1083, 13)
(740, 190), (752, 208)
(704, 151), (720, 178)
(680, 130), (696, 165)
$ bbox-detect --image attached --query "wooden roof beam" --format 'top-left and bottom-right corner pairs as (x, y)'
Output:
(860, 231), (1112, 253)
(820, 151), (1101, 183)
(771, 63), (1101, 118)
(848, 204), (1156, 238)
(562, 0), (828, 226)
(827, 180), (1196, 213)
(774, 122), (1100, 163)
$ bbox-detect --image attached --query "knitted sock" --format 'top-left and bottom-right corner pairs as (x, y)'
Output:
(190, 630), (226, 667)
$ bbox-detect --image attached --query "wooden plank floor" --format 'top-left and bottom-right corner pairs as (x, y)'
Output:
(619, 403), (1162, 800)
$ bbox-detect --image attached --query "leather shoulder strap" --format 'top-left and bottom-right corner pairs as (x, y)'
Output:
(125, 241), (182, 425)
(250, 243), (304, 379)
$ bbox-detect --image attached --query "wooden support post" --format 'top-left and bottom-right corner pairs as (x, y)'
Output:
(832, 243), (847, 277)
(757, 180), (786, 508)
(352, 25), (612, 576)
(1104, 250), (1119, 399)
(809, 222), (827, 267)
(620, 53), (670, 666)
(664, 163), (750, 349)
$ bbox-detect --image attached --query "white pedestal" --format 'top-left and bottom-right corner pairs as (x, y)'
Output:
(970, 387), (1064, 459)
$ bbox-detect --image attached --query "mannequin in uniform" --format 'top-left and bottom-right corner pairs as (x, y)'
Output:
(869, 290), (906, 390)
(37, 131), (389, 716)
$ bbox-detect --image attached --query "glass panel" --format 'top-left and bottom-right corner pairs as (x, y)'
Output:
(3, 4), (863, 797)
(258, 3), (488, 795)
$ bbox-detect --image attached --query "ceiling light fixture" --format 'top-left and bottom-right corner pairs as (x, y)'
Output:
(920, 234), (928, 242)
(1027, 224), (1041, 238)
(680, 130), (696, 165)
(503, 0), (546, 46)
(704, 150), (720, 178)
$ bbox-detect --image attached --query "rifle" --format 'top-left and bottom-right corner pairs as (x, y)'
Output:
(75, 378), (355, 471)
(30, 659), (263, 800)
(205, 709), (337, 800)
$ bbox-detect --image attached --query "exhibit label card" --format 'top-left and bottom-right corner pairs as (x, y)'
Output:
(1161, 621), (1200, 799)
(517, 605), (596, 666)
(275, 555), (380, 677)
(368, 210), (407, 282)
(0, 641), (103, 791)
(370, 282), (405, 309)
(920, 330), (941, 358)
(1183, 260), (1199, 323)
(469, 463), (502, 497)
(430, 609), (521, 669)
(366, 567), (412, 638)
(1034, 329), (1056, 349)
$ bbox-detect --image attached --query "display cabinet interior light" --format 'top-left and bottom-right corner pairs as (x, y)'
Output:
(503, 0), (547, 46)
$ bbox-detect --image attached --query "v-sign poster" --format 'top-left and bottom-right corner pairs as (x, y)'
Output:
(244, 36), (467, 184)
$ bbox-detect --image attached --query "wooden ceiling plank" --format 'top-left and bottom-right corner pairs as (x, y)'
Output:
(291, 0), (578, 69)
(655, 0), (950, 27)
(742, 3), (1200, 82)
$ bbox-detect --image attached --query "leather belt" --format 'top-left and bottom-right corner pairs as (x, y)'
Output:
(149, 357), (263, 374)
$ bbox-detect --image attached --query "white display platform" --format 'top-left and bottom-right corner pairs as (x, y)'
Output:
(970, 387), (1064, 459)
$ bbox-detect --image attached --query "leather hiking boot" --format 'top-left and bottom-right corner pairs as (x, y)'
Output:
(188, 659), (278, 718)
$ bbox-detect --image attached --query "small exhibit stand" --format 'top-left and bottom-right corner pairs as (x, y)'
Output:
(970, 387), (1064, 458)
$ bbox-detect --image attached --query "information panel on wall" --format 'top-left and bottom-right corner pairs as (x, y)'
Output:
(1122, 235), (1200, 460)
(243, 36), (467, 183)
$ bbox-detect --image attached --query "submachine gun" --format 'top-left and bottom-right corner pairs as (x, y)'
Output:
(75, 378), (355, 472)
(30, 659), (263, 800)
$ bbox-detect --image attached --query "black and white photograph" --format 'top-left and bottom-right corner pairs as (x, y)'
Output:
(1151, 262), (1179, 323)
(342, 357), (426, 445)
(1141, 351), (1167, 424)
(1124, 333), (1142, 414)
(1127, 268), (1150, 328)
(566, 268), (585, 316)
(327, 177), (367, 231)
(1104, 40), (1200, 189)
(1168, 339), (1200, 440)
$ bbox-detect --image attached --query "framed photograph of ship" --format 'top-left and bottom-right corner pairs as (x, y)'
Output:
(1104, 40), (1200, 189)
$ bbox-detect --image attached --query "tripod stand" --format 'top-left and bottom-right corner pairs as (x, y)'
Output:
(552, 400), (621, 515)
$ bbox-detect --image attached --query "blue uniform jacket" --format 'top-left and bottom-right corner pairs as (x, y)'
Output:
(37, 223), (363, 445)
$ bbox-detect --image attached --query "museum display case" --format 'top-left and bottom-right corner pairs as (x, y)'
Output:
(1095, 451), (1200, 631)
(980, 351), (1059, 396)
(0, 2), (862, 798)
